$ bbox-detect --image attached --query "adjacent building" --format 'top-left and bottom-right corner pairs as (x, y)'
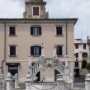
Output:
(0, 0), (78, 82)
(74, 39), (89, 69)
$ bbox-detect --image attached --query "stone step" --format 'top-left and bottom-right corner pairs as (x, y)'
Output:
(72, 88), (85, 90)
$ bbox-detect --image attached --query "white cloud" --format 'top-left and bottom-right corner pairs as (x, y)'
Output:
(0, 0), (90, 40)
(0, 0), (24, 18)
(45, 0), (90, 40)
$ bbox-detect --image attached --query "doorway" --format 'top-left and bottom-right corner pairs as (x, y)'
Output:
(36, 72), (40, 81)
(8, 65), (18, 79)
(54, 70), (60, 81)
(82, 60), (87, 69)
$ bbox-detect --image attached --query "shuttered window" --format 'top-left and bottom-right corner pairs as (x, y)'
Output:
(83, 44), (86, 49)
(56, 27), (62, 35)
(75, 44), (78, 49)
(9, 27), (16, 35)
(10, 46), (16, 56)
(82, 53), (87, 58)
(75, 62), (79, 67)
(56, 46), (62, 56)
(33, 7), (39, 15)
(31, 46), (41, 56)
(31, 27), (41, 36)
(76, 53), (78, 58)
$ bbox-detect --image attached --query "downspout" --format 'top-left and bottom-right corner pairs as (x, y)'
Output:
(66, 22), (68, 55)
(2, 19), (6, 74)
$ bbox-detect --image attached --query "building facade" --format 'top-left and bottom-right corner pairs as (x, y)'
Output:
(74, 39), (89, 69)
(0, 0), (78, 82)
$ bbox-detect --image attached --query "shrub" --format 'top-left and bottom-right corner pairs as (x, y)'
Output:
(86, 63), (90, 70)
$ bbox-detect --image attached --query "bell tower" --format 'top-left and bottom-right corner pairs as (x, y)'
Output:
(23, 0), (49, 18)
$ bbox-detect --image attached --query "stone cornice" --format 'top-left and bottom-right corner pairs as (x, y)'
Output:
(0, 18), (78, 25)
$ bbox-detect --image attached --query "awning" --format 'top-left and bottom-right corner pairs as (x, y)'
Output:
(6, 63), (20, 65)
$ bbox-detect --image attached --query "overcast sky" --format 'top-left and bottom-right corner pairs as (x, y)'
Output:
(0, 0), (90, 40)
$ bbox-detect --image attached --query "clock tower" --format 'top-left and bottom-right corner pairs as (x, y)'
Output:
(23, 0), (49, 18)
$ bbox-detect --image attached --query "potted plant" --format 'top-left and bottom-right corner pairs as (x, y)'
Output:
(86, 63), (90, 72)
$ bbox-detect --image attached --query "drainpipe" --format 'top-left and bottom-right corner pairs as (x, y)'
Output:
(2, 19), (6, 74)
(66, 22), (68, 55)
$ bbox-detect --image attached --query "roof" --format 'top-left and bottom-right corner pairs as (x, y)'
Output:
(0, 18), (78, 24)
(74, 39), (88, 44)
(0, 18), (78, 20)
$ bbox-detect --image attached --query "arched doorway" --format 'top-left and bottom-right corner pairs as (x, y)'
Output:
(54, 70), (60, 81)
(82, 60), (87, 69)
(36, 72), (40, 81)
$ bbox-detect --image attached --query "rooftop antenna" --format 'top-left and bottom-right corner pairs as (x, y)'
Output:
(81, 30), (83, 41)
(87, 27), (88, 38)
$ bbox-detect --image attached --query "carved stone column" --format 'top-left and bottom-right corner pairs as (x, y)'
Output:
(25, 74), (32, 90)
(5, 73), (13, 90)
(15, 73), (20, 89)
(57, 74), (65, 90)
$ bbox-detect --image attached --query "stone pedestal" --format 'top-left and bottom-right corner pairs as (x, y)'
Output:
(25, 74), (32, 90)
(57, 74), (65, 90)
(0, 74), (5, 90)
(85, 73), (90, 90)
(5, 73), (12, 90)
(15, 73), (20, 89)
(65, 67), (70, 82)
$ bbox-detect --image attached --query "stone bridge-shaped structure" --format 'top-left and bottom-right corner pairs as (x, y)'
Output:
(31, 57), (66, 79)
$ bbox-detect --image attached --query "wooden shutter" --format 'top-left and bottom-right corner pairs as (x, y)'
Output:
(59, 46), (62, 55)
(39, 46), (41, 55)
(39, 27), (41, 35)
(31, 46), (34, 55)
(33, 7), (39, 15)
(31, 27), (33, 35)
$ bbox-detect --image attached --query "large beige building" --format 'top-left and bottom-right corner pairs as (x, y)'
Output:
(0, 0), (78, 82)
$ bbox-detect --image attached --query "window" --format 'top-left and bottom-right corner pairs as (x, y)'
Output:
(75, 44), (78, 49)
(9, 26), (16, 36)
(31, 27), (41, 36)
(76, 53), (78, 58)
(56, 46), (63, 56)
(75, 62), (79, 67)
(9, 46), (16, 57)
(56, 27), (62, 35)
(31, 46), (41, 56)
(82, 53), (87, 58)
(83, 44), (86, 49)
(33, 7), (39, 15)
